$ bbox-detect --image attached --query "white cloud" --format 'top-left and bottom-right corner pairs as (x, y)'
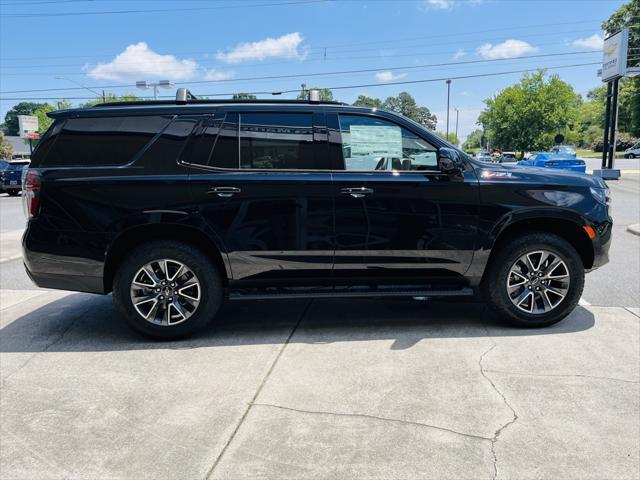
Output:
(375, 71), (407, 82)
(477, 39), (537, 59)
(216, 32), (306, 64)
(421, 0), (482, 10)
(572, 33), (604, 50)
(452, 49), (466, 60)
(203, 69), (234, 81)
(85, 42), (198, 81)
(427, 0), (453, 8)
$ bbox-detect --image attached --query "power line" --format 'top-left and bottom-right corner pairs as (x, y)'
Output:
(0, 62), (603, 101)
(0, 51), (601, 94)
(0, 0), (328, 17)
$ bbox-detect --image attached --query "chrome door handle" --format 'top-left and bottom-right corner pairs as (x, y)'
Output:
(208, 186), (241, 198)
(340, 187), (374, 199)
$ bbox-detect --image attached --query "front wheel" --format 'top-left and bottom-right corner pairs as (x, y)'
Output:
(113, 240), (222, 339)
(482, 232), (584, 328)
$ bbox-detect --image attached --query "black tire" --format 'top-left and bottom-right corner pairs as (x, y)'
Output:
(481, 232), (584, 328)
(8, 191), (20, 196)
(113, 240), (223, 340)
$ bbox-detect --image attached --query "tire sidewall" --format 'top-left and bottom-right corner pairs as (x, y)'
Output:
(113, 241), (222, 339)
(485, 234), (584, 327)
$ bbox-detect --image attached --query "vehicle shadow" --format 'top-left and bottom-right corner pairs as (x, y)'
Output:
(0, 292), (595, 353)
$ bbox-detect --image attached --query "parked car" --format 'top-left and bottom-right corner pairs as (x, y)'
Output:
(0, 159), (30, 196)
(550, 145), (577, 157)
(474, 151), (493, 162)
(624, 142), (640, 158)
(518, 152), (586, 173)
(22, 90), (612, 339)
(496, 152), (517, 163)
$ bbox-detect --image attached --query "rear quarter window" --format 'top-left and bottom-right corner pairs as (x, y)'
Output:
(38, 115), (172, 167)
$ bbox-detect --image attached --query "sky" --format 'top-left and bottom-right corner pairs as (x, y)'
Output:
(0, 0), (627, 141)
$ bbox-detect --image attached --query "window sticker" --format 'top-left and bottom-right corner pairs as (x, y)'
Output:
(350, 125), (402, 158)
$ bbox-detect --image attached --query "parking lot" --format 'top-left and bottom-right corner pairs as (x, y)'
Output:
(1, 173), (639, 480)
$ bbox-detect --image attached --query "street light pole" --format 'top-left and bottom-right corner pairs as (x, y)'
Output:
(136, 80), (173, 100)
(446, 79), (452, 139)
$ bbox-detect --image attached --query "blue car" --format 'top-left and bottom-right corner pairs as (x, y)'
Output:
(0, 159), (30, 196)
(518, 152), (586, 173)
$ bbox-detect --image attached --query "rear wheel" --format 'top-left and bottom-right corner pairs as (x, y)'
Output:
(482, 232), (584, 328)
(113, 240), (222, 339)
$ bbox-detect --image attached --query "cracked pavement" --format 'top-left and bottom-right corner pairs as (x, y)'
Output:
(1, 292), (638, 480)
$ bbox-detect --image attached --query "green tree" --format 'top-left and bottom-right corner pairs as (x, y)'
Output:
(232, 93), (257, 99)
(352, 95), (383, 108)
(2, 102), (48, 136)
(33, 104), (56, 137)
(462, 129), (484, 150)
(382, 92), (437, 130)
(0, 132), (13, 160)
(602, 0), (639, 68)
(478, 70), (581, 154)
(79, 93), (141, 108)
(297, 87), (334, 101)
(435, 131), (460, 145)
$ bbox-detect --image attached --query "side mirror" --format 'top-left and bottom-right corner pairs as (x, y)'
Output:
(438, 147), (462, 174)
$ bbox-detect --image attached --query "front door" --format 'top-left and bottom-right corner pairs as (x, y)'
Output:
(187, 110), (335, 284)
(328, 112), (479, 286)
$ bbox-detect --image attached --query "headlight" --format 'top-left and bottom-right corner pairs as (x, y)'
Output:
(590, 187), (610, 205)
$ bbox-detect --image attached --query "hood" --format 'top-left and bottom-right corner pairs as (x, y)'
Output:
(475, 161), (607, 189)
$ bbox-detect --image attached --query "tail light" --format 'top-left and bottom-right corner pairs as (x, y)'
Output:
(22, 169), (42, 218)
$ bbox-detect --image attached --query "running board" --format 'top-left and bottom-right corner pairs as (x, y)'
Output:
(228, 288), (474, 301)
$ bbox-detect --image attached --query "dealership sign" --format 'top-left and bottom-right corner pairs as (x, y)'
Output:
(601, 28), (629, 82)
(18, 115), (40, 139)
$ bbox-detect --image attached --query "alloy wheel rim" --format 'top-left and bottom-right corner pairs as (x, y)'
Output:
(506, 250), (570, 315)
(130, 259), (201, 326)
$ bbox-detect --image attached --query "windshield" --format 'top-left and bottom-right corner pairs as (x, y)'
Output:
(6, 162), (30, 170)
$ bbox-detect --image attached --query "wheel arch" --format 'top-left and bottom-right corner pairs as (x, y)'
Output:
(103, 223), (231, 293)
(486, 215), (594, 277)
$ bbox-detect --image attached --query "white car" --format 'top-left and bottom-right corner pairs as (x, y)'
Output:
(624, 142), (640, 159)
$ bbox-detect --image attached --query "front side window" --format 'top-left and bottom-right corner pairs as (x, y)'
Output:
(239, 113), (321, 170)
(338, 114), (437, 172)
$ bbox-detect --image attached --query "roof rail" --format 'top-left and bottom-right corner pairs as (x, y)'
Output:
(94, 98), (347, 108)
(176, 88), (197, 104)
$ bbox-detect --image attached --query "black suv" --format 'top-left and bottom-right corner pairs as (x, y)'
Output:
(22, 90), (612, 339)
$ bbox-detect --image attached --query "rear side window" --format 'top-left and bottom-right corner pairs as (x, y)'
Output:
(39, 115), (172, 166)
(185, 113), (239, 169)
(239, 113), (321, 170)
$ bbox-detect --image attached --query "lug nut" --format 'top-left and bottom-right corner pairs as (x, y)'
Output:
(535, 287), (540, 291)
(159, 295), (164, 300)
(538, 272), (543, 277)
(155, 288), (161, 293)
(168, 297), (173, 302)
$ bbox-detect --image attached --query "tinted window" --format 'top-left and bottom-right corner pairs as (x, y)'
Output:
(138, 115), (202, 168)
(41, 115), (172, 166)
(338, 114), (437, 171)
(239, 113), (321, 170)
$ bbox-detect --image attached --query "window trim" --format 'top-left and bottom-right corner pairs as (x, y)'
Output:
(333, 112), (442, 175)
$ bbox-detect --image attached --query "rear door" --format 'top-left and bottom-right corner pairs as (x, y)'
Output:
(328, 112), (479, 285)
(187, 108), (336, 284)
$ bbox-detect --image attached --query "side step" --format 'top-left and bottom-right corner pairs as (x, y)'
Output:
(228, 287), (474, 301)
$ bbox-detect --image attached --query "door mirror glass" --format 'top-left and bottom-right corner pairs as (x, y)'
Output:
(438, 147), (462, 174)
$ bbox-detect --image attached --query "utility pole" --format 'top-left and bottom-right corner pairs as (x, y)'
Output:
(445, 79), (452, 140)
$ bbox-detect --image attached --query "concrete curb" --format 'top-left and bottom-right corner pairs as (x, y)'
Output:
(627, 224), (640, 237)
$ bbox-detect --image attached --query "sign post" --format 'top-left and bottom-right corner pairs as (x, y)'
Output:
(594, 29), (629, 180)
